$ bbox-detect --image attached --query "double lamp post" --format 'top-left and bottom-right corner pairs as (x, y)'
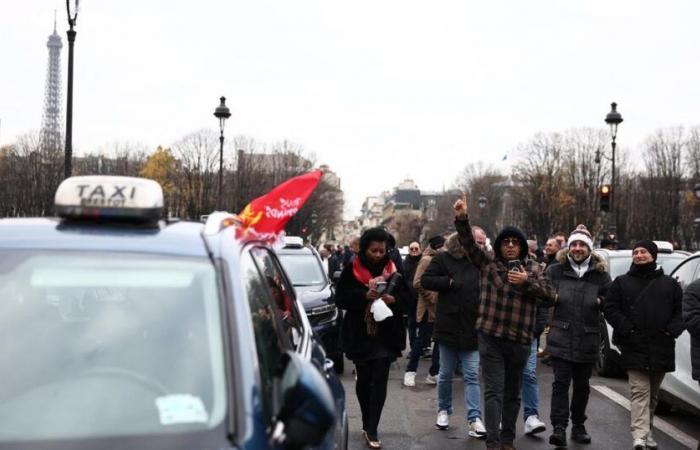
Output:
(596, 102), (624, 236)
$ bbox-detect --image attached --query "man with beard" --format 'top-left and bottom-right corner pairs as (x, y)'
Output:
(454, 195), (556, 450)
(545, 225), (611, 447)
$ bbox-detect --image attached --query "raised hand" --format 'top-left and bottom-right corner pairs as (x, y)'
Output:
(453, 191), (468, 218)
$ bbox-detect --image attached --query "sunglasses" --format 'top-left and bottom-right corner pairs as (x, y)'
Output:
(502, 238), (520, 247)
(409, 247), (420, 251)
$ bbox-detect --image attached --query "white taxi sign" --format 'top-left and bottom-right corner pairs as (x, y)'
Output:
(55, 176), (164, 220)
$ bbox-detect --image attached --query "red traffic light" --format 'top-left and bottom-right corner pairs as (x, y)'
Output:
(600, 185), (611, 195)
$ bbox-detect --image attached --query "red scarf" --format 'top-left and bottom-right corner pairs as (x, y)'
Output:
(352, 257), (397, 286)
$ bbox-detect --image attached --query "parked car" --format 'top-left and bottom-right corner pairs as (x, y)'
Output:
(663, 254), (700, 414)
(595, 245), (688, 376)
(0, 176), (347, 450)
(276, 237), (344, 374)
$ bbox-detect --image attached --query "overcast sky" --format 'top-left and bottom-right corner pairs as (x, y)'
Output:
(2, 1), (700, 217)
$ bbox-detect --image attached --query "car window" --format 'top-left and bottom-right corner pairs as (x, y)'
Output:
(657, 255), (686, 276)
(0, 251), (227, 441)
(278, 253), (326, 286)
(671, 258), (700, 290)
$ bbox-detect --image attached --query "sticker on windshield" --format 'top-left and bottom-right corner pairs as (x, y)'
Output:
(155, 394), (208, 426)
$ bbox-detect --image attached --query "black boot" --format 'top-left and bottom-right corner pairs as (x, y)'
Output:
(549, 426), (567, 447)
(571, 424), (591, 444)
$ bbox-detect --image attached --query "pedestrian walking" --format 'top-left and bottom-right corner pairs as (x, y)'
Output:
(421, 232), (486, 439)
(683, 277), (700, 389)
(454, 194), (556, 450)
(520, 285), (549, 436)
(335, 227), (406, 449)
(404, 236), (444, 387)
(545, 225), (611, 447)
(403, 241), (423, 357)
(603, 240), (684, 450)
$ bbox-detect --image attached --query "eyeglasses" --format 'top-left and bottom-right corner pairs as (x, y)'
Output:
(502, 238), (520, 247)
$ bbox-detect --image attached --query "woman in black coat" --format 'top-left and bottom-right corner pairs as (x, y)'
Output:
(603, 240), (684, 450)
(335, 227), (405, 449)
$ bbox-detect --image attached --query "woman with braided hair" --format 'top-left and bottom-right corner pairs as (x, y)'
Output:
(336, 227), (406, 449)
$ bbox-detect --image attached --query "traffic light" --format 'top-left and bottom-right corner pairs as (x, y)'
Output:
(600, 185), (611, 212)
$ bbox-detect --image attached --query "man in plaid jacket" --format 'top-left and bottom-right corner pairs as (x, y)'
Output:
(454, 195), (556, 450)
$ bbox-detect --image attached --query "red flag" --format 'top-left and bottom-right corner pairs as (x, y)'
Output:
(236, 170), (323, 241)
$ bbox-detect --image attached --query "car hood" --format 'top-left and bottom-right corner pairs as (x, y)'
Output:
(294, 284), (333, 310)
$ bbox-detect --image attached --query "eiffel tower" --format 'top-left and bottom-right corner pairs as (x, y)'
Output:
(40, 15), (63, 154)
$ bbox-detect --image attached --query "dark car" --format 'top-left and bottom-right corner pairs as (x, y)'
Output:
(595, 245), (688, 377)
(0, 176), (347, 450)
(276, 237), (344, 374)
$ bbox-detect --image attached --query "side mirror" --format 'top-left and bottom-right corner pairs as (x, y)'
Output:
(276, 351), (336, 447)
(332, 270), (341, 283)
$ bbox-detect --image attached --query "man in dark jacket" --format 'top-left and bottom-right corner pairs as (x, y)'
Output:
(603, 240), (684, 450)
(454, 195), (556, 450)
(421, 232), (486, 438)
(545, 225), (611, 446)
(683, 277), (700, 387)
(403, 241), (423, 360)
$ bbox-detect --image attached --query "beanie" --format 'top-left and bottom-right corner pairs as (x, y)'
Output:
(633, 239), (658, 262)
(428, 235), (446, 250)
(567, 224), (593, 251)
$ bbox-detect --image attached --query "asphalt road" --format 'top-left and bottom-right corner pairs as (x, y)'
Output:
(339, 352), (700, 450)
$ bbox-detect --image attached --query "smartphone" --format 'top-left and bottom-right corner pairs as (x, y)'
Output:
(507, 260), (522, 272)
(375, 281), (387, 294)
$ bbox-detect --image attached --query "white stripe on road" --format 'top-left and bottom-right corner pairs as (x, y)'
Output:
(591, 384), (698, 450)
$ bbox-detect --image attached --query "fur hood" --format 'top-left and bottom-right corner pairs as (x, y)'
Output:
(556, 249), (607, 273)
(445, 232), (467, 259)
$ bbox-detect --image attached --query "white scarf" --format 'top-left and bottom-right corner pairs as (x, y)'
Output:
(567, 253), (591, 278)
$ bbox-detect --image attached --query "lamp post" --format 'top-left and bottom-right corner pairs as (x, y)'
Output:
(64, 0), (79, 179)
(478, 195), (487, 209)
(213, 96), (231, 210)
(596, 102), (623, 233)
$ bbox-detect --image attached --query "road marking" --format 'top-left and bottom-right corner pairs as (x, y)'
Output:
(592, 384), (698, 450)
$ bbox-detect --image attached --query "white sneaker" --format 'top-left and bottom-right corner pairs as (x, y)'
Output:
(436, 410), (449, 430)
(646, 433), (658, 449)
(524, 415), (546, 435)
(468, 417), (487, 439)
(633, 438), (646, 450)
(403, 371), (416, 387)
(425, 374), (437, 385)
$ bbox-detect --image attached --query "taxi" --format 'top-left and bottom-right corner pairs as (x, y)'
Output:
(0, 176), (347, 450)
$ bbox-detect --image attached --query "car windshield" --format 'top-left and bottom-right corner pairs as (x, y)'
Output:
(607, 254), (685, 280)
(278, 253), (326, 286)
(0, 251), (228, 442)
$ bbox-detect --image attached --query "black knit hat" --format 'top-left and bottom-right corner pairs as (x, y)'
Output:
(633, 239), (658, 262)
(494, 226), (528, 260)
(428, 235), (446, 250)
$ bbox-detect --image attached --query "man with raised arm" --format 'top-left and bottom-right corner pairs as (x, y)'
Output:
(453, 194), (556, 450)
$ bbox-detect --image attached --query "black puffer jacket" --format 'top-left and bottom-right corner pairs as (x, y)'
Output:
(421, 233), (480, 350)
(545, 252), (611, 363)
(603, 264), (684, 372)
(682, 278), (700, 380)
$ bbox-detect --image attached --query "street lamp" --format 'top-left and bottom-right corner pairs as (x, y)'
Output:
(213, 96), (231, 210)
(64, 0), (79, 179)
(596, 102), (623, 233)
(478, 196), (487, 209)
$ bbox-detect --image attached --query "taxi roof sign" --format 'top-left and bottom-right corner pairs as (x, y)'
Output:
(55, 176), (164, 221)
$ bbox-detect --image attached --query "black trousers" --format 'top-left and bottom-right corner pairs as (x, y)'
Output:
(355, 357), (392, 436)
(550, 357), (594, 427)
(478, 332), (531, 447)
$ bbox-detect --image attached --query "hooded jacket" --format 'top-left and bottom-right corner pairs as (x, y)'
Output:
(683, 278), (700, 380)
(603, 264), (684, 372)
(545, 251), (611, 363)
(455, 216), (556, 345)
(420, 233), (480, 349)
(413, 246), (439, 322)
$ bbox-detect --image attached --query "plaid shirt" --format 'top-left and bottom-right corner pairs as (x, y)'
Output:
(456, 216), (556, 345)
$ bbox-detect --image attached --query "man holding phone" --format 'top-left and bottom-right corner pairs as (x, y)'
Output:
(454, 194), (556, 450)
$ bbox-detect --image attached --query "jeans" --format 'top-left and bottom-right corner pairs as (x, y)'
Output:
(355, 357), (392, 437)
(406, 320), (439, 376)
(478, 332), (531, 447)
(437, 344), (481, 422)
(521, 338), (540, 419)
(550, 357), (594, 427)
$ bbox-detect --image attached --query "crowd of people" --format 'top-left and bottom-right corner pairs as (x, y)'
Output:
(318, 194), (700, 450)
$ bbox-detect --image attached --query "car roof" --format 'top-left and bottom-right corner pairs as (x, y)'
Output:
(276, 245), (315, 256)
(595, 249), (687, 259)
(0, 217), (209, 257)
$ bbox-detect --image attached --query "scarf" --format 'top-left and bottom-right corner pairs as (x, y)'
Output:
(352, 257), (397, 336)
(567, 253), (591, 278)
